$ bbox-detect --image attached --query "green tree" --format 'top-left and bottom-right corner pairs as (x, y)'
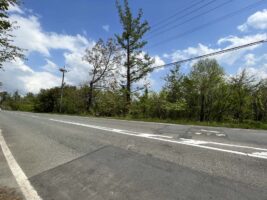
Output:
(19, 92), (35, 111)
(34, 88), (59, 113)
(94, 88), (125, 116)
(0, 0), (24, 68)
(163, 64), (186, 118)
(187, 59), (225, 121)
(115, 0), (154, 110)
(83, 38), (121, 112)
(251, 80), (267, 121)
(229, 69), (254, 122)
(210, 82), (231, 121)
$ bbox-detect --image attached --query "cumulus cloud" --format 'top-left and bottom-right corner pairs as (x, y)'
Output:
(152, 55), (165, 71)
(0, 59), (61, 94)
(234, 53), (267, 81)
(42, 59), (58, 73)
(239, 65), (267, 80)
(10, 14), (91, 57)
(238, 9), (267, 32)
(164, 43), (219, 62)
(164, 34), (267, 67)
(63, 50), (93, 85)
(217, 34), (267, 47)
(0, 8), (94, 94)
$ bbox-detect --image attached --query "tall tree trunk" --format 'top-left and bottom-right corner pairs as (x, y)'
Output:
(126, 38), (131, 110)
(87, 82), (94, 112)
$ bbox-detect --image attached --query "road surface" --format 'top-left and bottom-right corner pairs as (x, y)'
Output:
(0, 111), (267, 200)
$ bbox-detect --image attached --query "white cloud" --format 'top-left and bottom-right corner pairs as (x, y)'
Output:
(42, 59), (58, 73)
(217, 34), (267, 47)
(236, 53), (267, 80)
(238, 9), (267, 32)
(10, 14), (90, 56)
(64, 50), (93, 85)
(165, 44), (219, 62)
(244, 54), (256, 66)
(240, 65), (267, 80)
(8, 4), (24, 14)
(102, 25), (110, 32)
(0, 59), (61, 94)
(149, 55), (165, 72)
(0, 10), (95, 94)
(164, 34), (267, 67)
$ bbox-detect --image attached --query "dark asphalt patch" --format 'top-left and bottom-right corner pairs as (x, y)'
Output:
(29, 146), (267, 200)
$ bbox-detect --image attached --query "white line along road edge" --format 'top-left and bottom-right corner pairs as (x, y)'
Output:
(0, 129), (43, 200)
(50, 118), (267, 160)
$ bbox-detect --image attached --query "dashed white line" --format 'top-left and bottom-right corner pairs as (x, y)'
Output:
(201, 129), (220, 134)
(216, 133), (226, 137)
(0, 130), (42, 200)
(49, 118), (267, 160)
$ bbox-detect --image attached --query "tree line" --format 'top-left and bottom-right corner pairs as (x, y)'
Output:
(1, 0), (267, 128)
(2, 59), (267, 126)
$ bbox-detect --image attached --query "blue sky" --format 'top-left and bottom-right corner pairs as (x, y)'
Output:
(1, 0), (267, 94)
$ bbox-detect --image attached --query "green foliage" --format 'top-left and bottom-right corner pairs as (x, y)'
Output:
(229, 69), (254, 122)
(34, 88), (59, 113)
(0, 0), (24, 68)
(2, 58), (267, 130)
(115, 0), (154, 107)
(185, 59), (225, 121)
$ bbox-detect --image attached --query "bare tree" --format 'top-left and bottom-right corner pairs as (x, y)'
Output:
(83, 38), (121, 111)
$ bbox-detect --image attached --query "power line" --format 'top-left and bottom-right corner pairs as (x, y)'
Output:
(147, 0), (234, 40)
(148, 0), (266, 49)
(149, 0), (218, 34)
(152, 39), (267, 70)
(151, 0), (206, 28)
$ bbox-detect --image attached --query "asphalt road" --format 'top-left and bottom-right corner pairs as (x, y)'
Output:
(0, 111), (267, 200)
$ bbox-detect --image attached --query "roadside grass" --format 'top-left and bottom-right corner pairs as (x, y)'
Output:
(104, 116), (267, 130)
(8, 110), (267, 130)
(0, 187), (22, 200)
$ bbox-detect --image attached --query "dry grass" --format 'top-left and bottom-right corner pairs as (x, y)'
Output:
(0, 187), (23, 200)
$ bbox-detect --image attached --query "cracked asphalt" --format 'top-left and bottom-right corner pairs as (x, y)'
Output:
(0, 111), (267, 200)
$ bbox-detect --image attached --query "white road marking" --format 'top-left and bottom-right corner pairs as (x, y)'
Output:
(30, 115), (40, 119)
(0, 130), (42, 200)
(216, 134), (226, 137)
(203, 140), (267, 151)
(195, 132), (202, 135)
(179, 139), (208, 145)
(201, 129), (220, 134)
(249, 152), (267, 159)
(50, 119), (267, 160)
(139, 133), (173, 139)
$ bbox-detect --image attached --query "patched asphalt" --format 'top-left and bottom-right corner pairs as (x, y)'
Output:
(0, 111), (267, 200)
(30, 146), (267, 200)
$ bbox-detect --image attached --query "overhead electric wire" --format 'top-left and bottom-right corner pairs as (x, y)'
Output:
(152, 39), (267, 70)
(148, 0), (267, 49)
(149, 0), (219, 35)
(147, 0), (234, 40)
(150, 0), (207, 28)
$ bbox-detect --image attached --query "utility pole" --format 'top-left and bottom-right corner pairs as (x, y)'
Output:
(59, 66), (67, 113)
